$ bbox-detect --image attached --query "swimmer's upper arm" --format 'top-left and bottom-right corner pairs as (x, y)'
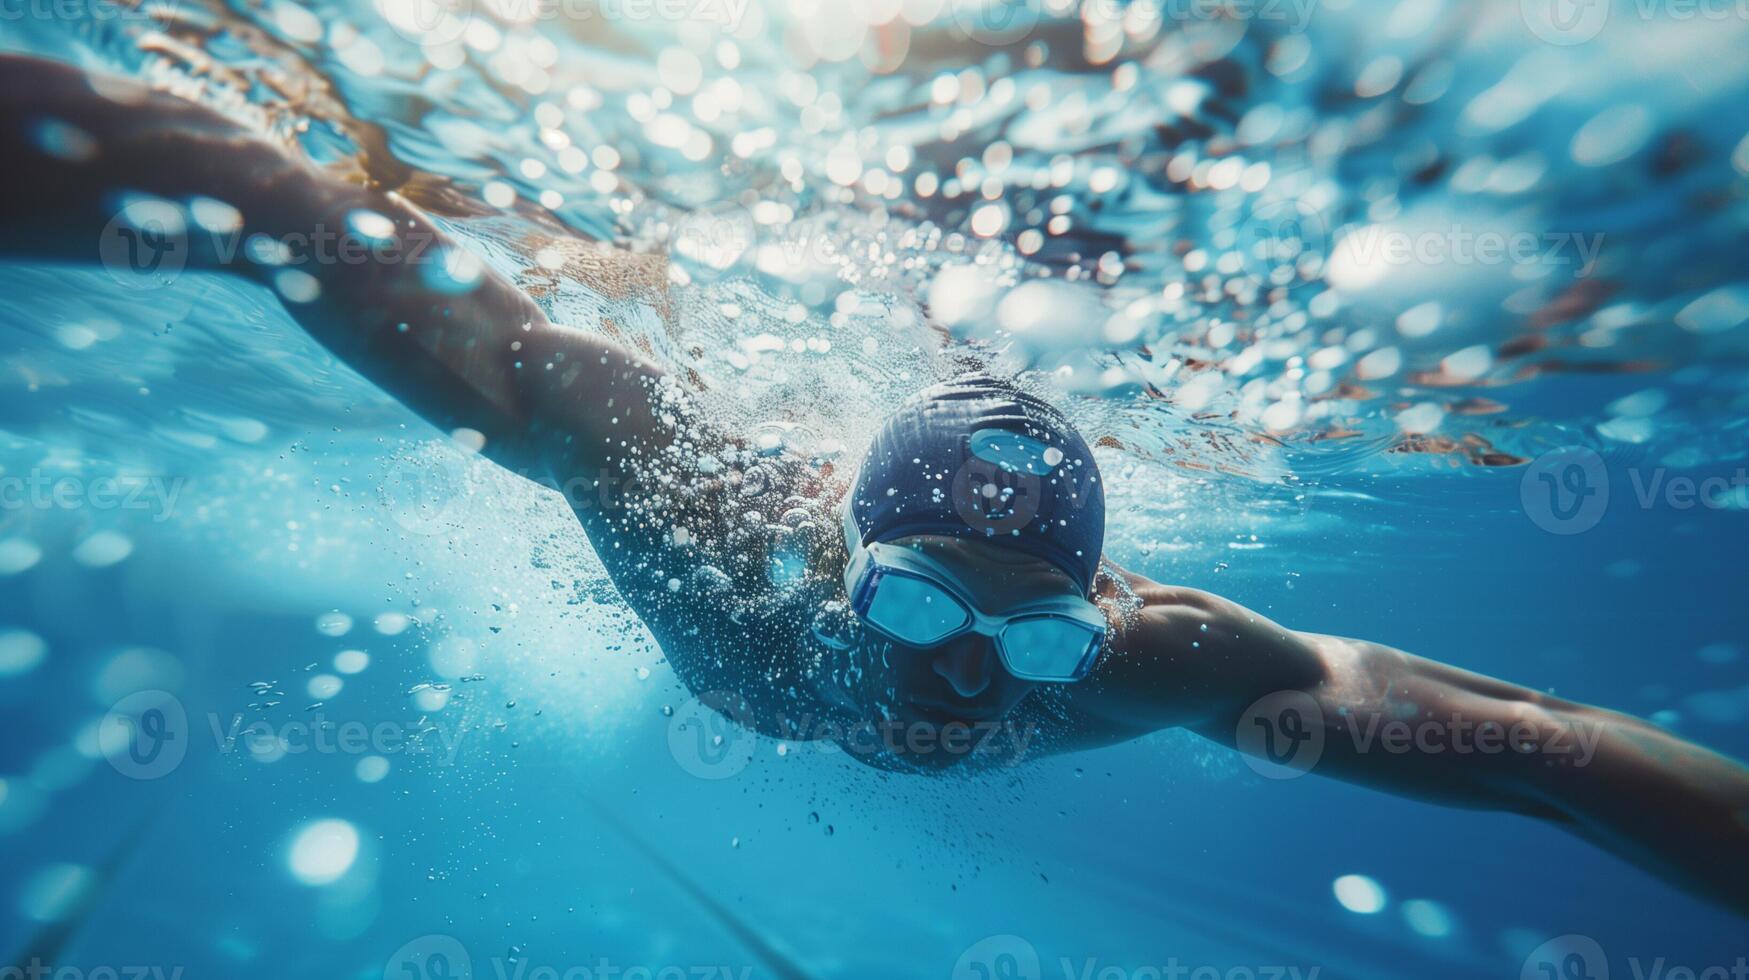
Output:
(1071, 578), (1325, 735)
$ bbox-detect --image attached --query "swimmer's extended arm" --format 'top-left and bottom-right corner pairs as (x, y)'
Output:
(0, 54), (675, 478)
(0, 55), (810, 718)
(1077, 574), (1749, 916)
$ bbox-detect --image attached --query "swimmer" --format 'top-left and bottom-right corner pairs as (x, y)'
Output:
(3, 55), (1746, 914)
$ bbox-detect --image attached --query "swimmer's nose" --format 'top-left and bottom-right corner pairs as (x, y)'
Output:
(932, 636), (996, 698)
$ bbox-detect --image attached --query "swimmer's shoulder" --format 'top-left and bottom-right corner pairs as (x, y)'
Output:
(577, 444), (851, 727)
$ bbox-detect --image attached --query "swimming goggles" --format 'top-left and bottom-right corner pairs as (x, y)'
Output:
(839, 503), (1106, 683)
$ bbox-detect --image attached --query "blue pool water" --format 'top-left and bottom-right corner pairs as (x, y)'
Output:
(2, 0), (1748, 977)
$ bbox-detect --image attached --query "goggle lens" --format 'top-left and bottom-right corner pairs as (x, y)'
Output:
(862, 569), (971, 646)
(999, 617), (1103, 680)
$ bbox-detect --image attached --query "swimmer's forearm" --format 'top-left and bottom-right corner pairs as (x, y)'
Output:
(1510, 699), (1749, 916)
(0, 54), (588, 470)
(1288, 635), (1749, 915)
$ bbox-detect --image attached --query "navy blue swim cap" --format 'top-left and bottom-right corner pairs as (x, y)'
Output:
(849, 373), (1105, 595)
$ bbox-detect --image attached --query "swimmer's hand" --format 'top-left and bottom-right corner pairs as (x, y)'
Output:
(1071, 572), (1749, 917)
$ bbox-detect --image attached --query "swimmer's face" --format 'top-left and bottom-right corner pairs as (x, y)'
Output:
(873, 533), (1085, 739)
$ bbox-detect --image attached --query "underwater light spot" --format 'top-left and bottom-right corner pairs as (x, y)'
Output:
(428, 635), (478, 679)
(0, 538), (42, 575)
(30, 746), (92, 793)
(1597, 416), (1655, 444)
(1402, 898), (1454, 937)
(1698, 643), (1741, 665)
(275, 270), (321, 304)
(1681, 687), (1749, 725)
(370, 612), (407, 637)
(56, 323), (99, 349)
(72, 719), (103, 759)
(0, 629), (47, 678)
(422, 247), (484, 295)
(288, 819), (359, 886)
(1394, 403), (1444, 435)
(1440, 346), (1492, 383)
(825, 144), (862, 187)
(219, 417), (269, 443)
(927, 264), (997, 326)
(1333, 874), (1387, 914)
(307, 674), (343, 700)
(1261, 400), (1302, 433)
(272, 2), (323, 43)
(316, 611), (353, 637)
(449, 427), (486, 454)
(1327, 226), (1391, 291)
(970, 203), (1008, 238)
(71, 531), (133, 568)
(0, 777), (47, 835)
(33, 119), (97, 163)
(1606, 388), (1667, 418)
(250, 736), (288, 764)
(189, 197), (243, 235)
(92, 647), (183, 703)
(334, 650), (370, 675)
(412, 686), (451, 712)
(1675, 286), (1749, 334)
(348, 209), (396, 243)
(1356, 346), (1402, 380)
(18, 863), (92, 922)
(1571, 104), (1653, 167)
(355, 756), (390, 784)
